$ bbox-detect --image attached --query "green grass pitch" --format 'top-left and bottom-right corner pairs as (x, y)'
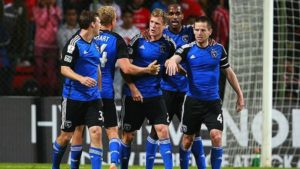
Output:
(0, 163), (295, 169)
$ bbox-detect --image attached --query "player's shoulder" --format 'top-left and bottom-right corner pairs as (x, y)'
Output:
(63, 33), (81, 54)
(162, 34), (176, 48)
(212, 43), (227, 54)
(181, 41), (196, 49)
(129, 33), (143, 46)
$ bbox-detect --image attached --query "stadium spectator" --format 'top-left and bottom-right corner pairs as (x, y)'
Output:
(62, 0), (92, 15)
(0, 2), (12, 95)
(165, 16), (244, 169)
(114, 8), (140, 100)
(284, 58), (300, 99)
(150, 0), (174, 12)
(144, 4), (206, 169)
(207, 0), (229, 49)
(90, 0), (122, 26)
(51, 10), (103, 169)
(121, 8), (174, 169)
(57, 4), (79, 52)
(33, 0), (62, 95)
(114, 8), (140, 44)
(3, 0), (29, 61)
(179, 0), (206, 24)
(127, 0), (150, 31)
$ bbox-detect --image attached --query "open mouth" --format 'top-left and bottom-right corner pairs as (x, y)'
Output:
(171, 21), (179, 25)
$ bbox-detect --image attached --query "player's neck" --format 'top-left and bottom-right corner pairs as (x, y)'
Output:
(100, 25), (113, 31)
(150, 34), (163, 41)
(169, 25), (182, 34)
(80, 29), (94, 43)
(197, 40), (209, 48)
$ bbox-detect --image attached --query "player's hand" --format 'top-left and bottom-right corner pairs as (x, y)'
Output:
(131, 87), (143, 103)
(79, 77), (97, 87)
(147, 60), (160, 75)
(141, 29), (151, 41)
(236, 96), (245, 112)
(165, 59), (178, 76)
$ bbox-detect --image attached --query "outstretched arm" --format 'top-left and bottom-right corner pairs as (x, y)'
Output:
(165, 55), (182, 76)
(117, 58), (160, 75)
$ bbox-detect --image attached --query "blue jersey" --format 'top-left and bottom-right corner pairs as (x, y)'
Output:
(160, 25), (194, 92)
(61, 31), (101, 101)
(175, 42), (230, 100)
(94, 30), (129, 99)
(123, 35), (176, 98)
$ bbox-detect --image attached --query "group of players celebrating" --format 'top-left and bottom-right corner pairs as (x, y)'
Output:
(52, 3), (244, 169)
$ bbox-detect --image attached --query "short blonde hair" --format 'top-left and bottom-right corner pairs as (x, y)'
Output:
(151, 8), (168, 24)
(97, 6), (116, 26)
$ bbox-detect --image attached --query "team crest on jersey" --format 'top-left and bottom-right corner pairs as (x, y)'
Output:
(181, 125), (187, 133)
(123, 123), (132, 131)
(63, 121), (72, 129)
(211, 49), (217, 58)
(182, 35), (189, 43)
(160, 43), (167, 53)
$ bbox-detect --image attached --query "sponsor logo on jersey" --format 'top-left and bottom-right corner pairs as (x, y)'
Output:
(64, 55), (73, 63)
(123, 123), (132, 131)
(190, 55), (196, 59)
(67, 45), (75, 54)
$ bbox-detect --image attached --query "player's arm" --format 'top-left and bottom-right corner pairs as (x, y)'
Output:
(117, 34), (160, 75)
(220, 48), (244, 112)
(61, 43), (96, 87)
(97, 65), (102, 90)
(165, 43), (191, 76)
(121, 71), (143, 102)
(118, 58), (160, 75)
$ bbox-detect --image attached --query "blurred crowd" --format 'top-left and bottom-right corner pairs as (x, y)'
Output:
(0, 0), (229, 96)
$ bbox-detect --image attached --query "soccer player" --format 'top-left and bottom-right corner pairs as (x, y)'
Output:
(165, 16), (245, 169)
(145, 4), (206, 169)
(120, 8), (176, 169)
(51, 11), (104, 169)
(69, 6), (160, 169)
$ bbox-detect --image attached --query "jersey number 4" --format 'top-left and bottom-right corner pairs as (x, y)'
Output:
(99, 44), (108, 67)
(217, 114), (223, 124)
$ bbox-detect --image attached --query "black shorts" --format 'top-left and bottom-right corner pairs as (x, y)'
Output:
(122, 96), (169, 132)
(60, 98), (104, 132)
(181, 96), (223, 135)
(102, 98), (118, 128)
(163, 90), (185, 122)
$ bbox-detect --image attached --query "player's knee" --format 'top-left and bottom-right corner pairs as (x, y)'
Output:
(58, 132), (73, 144)
(155, 124), (169, 138)
(122, 131), (134, 144)
(210, 129), (222, 146)
(89, 126), (102, 140)
(106, 127), (119, 140)
(182, 135), (194, 149)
